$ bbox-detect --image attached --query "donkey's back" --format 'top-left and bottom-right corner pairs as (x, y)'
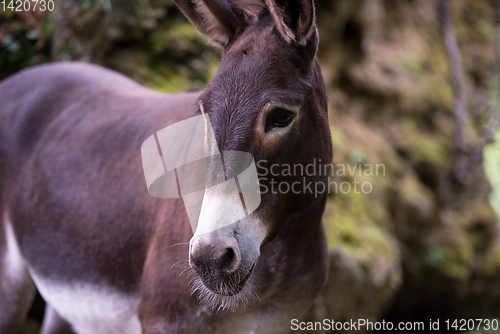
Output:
(0, 61), (200, 181)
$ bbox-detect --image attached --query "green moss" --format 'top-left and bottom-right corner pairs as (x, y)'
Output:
(484, 131), (500, 219)
(399, 174), (434, 213)
(60, 39), (74, 56)
(324, 189), (395, 267)
(130, 15), (220, 92)
(43, 15), (54, 38)
(399, 52), (426, 75)
(1, 3), (14, 18)
(454, 0), (496, 44)
(150, 19), (205, 55)
(410, 136), (448, 166)
(326, 122), (400, 267)
(137, 64), (189, 93)
(81, 0), (95, 11)
(422, 234), (474, 280)
(399, 121), (451, 168)
(426, 74), (454, 109)
(441, 243), (473, 280)
(330, 126), (347, 145)
(422, 246), (445, 267)
(330, 121), (403, 180)
(468, 203), (497, 226)
(330, 126), (349, 162)
(484, 249), (500, 277)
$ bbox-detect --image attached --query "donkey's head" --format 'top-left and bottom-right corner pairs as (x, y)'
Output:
(176, 0), (332, 311)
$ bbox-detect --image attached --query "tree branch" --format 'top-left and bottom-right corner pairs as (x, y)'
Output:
(439, 0), (468, 184)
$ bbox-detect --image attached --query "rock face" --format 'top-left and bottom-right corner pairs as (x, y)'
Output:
(312, 0), (500, 330)
(1, 0), (500, 332)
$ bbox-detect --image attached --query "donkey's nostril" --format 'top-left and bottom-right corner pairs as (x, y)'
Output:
(190, 237), (242, 278)
(219, 247), (237, 274)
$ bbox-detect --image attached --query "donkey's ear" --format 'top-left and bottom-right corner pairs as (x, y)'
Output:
(174, 0), (250, 47)
(265, 0), (315, 47)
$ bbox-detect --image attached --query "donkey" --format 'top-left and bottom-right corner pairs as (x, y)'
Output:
(0, 0), (332, 333)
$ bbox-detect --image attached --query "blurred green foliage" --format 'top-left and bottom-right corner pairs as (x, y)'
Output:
(0, 10), (53, 79)
(134, 16), (220, 92)
(484, 131), (500, 218)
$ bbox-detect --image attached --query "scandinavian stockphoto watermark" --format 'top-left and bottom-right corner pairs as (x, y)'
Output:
(140, 115), (385, 234)
(257, 159), (385, 197)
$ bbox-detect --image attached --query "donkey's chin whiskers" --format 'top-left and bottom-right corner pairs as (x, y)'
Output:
(170, 242), (190, 248)
(170, 260), (189, 270)
(188, 268), (258, 313)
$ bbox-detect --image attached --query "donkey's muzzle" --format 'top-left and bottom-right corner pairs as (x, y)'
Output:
(190, 235), (253, 295)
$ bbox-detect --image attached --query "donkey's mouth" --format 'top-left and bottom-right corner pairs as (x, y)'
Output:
(191, 260), (259, 311)
(212, 261), (257, 297)
(237, 261), (256, 289)
(217, 262), (256, 296)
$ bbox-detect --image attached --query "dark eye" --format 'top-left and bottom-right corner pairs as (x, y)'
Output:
(265, 109), (295, 132)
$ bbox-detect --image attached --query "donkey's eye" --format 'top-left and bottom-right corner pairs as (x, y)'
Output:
(266, 109), (295, 132)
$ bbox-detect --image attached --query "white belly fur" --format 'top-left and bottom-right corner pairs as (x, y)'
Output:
(28, 265), (142, 334)
(5, 212), (141, 334)
(2, 213), (26, 284)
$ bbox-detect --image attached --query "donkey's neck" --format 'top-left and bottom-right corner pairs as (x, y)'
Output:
(255, 196), (329, 302)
